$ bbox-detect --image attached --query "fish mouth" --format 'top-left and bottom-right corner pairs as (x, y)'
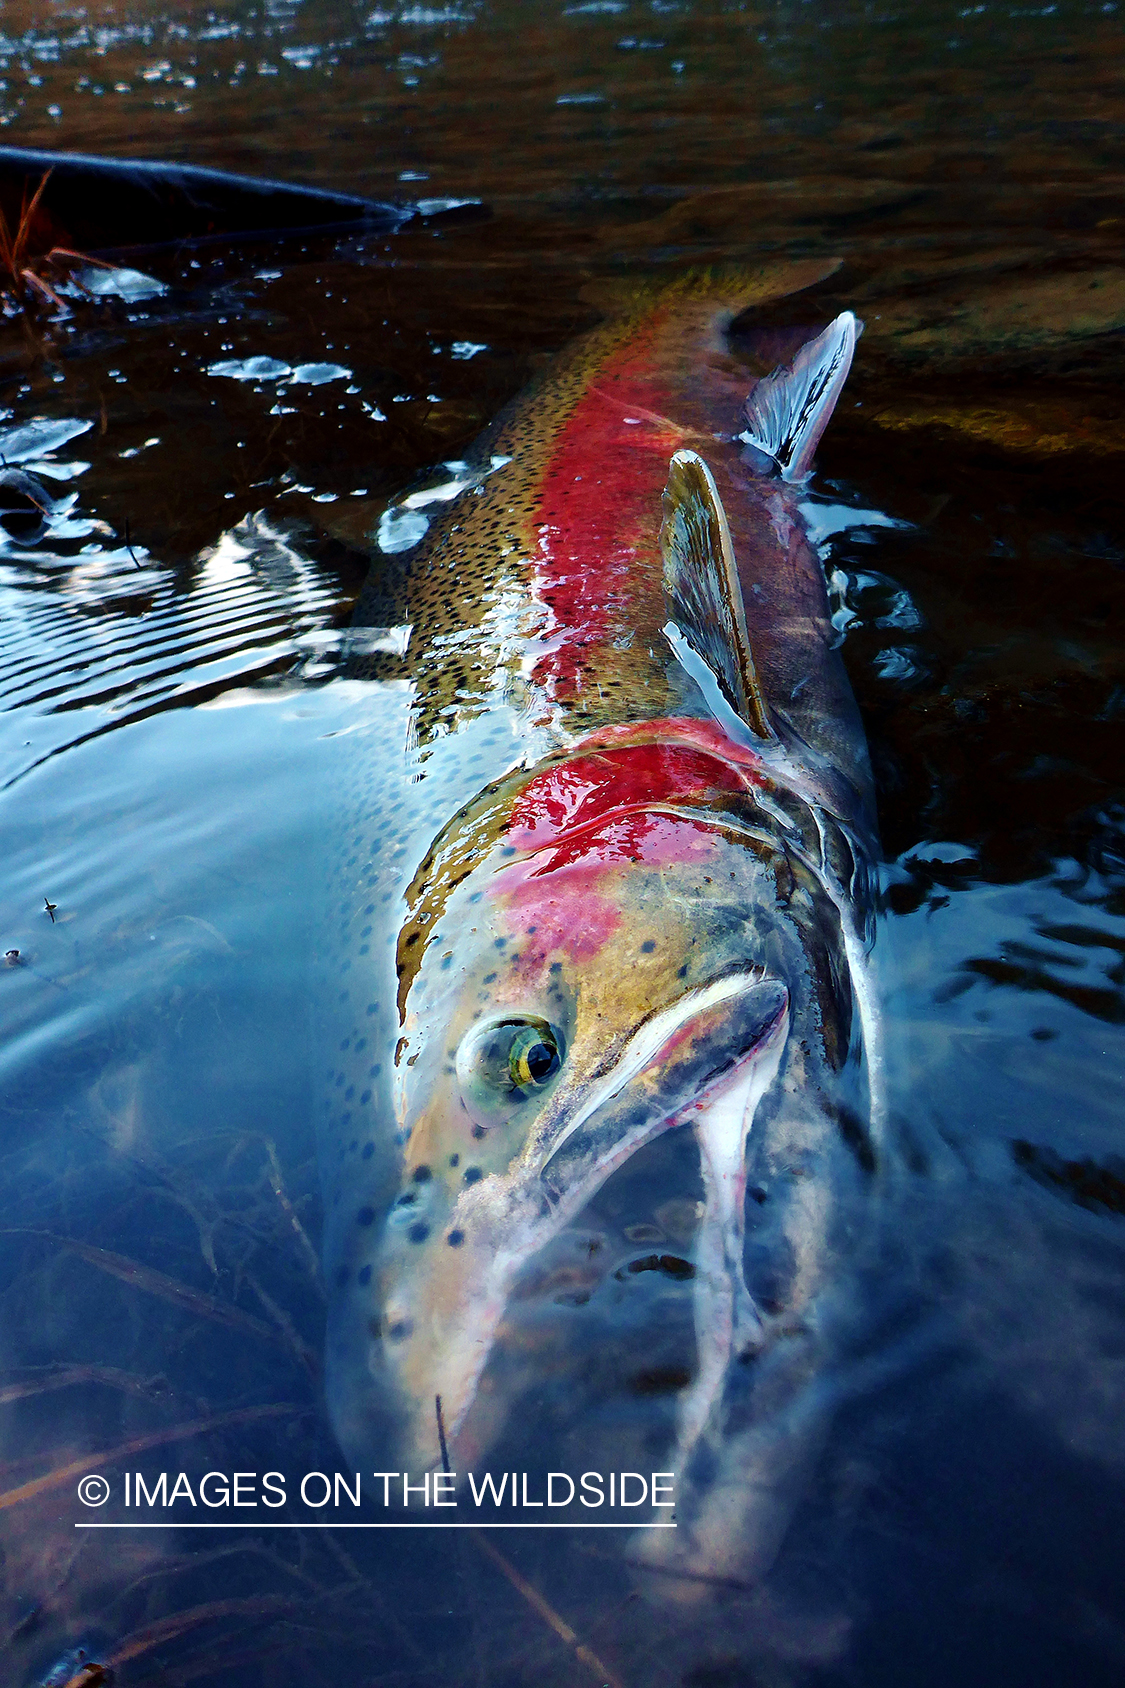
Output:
(538, 969), (790, 1201)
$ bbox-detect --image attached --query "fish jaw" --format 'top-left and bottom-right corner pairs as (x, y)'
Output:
(369, 971), (790, 1471)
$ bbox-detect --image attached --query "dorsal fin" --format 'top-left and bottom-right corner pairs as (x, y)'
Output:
(660, 449), (772, 740)
(739, 310), (860, 483)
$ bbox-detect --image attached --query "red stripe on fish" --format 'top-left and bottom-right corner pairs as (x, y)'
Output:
(505, 720), (766, 856)
(529, 310), (684, 698)
(569, 715), (767, 773)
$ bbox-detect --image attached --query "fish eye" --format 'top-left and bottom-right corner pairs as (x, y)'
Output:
(456, 1015), (564, 1120)
(508, 1023), (561, 1088)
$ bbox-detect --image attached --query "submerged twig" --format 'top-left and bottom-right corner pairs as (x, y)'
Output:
(0, 170), (122, 319)
(262, 1137), (325, 1296)
(123, 518), (141, 569)
(0, 1363), (185, 1409)
(0, 170), (53, 297)
(0, 1401), (302, 1510)
(435, 1393), (451, 1475)
(103, 1594), (292, 1669)
(59, 1659), (112, 1688)
(432, 1398), (627, 1688)
(4, 1230), (285, 1347)
(244, 1270), (319, 1379)
(469, 1535), (628, 1688)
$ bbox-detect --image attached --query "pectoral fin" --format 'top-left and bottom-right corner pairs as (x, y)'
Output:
(661, 448), (772, 740)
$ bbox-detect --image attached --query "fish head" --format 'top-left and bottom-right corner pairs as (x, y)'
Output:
(352, 721), (860, 1469)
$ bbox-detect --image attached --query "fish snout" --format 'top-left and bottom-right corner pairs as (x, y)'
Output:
(370, 1170), (531, 1468)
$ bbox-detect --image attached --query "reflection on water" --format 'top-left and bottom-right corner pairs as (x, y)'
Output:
(0, 1), (1122, 1684)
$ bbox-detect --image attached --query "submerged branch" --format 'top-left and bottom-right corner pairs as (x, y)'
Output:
(2, 1230), (288, 1348)
(433, 1396), (626, 1688)
(0, 1402), (302, 1510)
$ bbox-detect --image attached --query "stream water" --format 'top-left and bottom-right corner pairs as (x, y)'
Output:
(0, 2), (1122, 1685)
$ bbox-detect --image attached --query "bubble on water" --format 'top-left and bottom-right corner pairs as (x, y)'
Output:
(378, 506), (431, 553)
(208, 355), (292, 382)
(78, 266), (167, 302)
(290, 362), (352, 385)
(0, 417), (92, 463)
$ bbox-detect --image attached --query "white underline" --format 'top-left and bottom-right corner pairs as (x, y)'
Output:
(75, 1520), (676, 1529)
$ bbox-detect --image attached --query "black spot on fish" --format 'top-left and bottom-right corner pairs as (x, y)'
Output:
(677, 963), (689, 978)
(387, 1319), (413, 1342)
(449, 1153), (460, 1167)
(619, 1254), (695, 1281)
(464, 1166), (483, 1184)
(447, 1230), (465, 1248)
(358, 1264), (372, 1286)
(1013, 1140), (1125, 1216)
(471, 1124), (485, 1139)
(494, 937), (508, 949)
(408, 1222), (430, 1244)
(362, 1141), (374, 1160)
(550, 962), (563, 975)
(357, 1206), (376, 1227)
(396, 1191), (417, 1207)
(629, 1366), (692, 1396)
(413, 1165), (432, 1183)
(835, 1104), (877, 1174)
(483, 972), (497, 984)
(360, 1090), (371, 1106)
(641, 940), (655, 954)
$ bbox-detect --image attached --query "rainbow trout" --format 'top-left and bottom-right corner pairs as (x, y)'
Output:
(321, 263), (882, 1574)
